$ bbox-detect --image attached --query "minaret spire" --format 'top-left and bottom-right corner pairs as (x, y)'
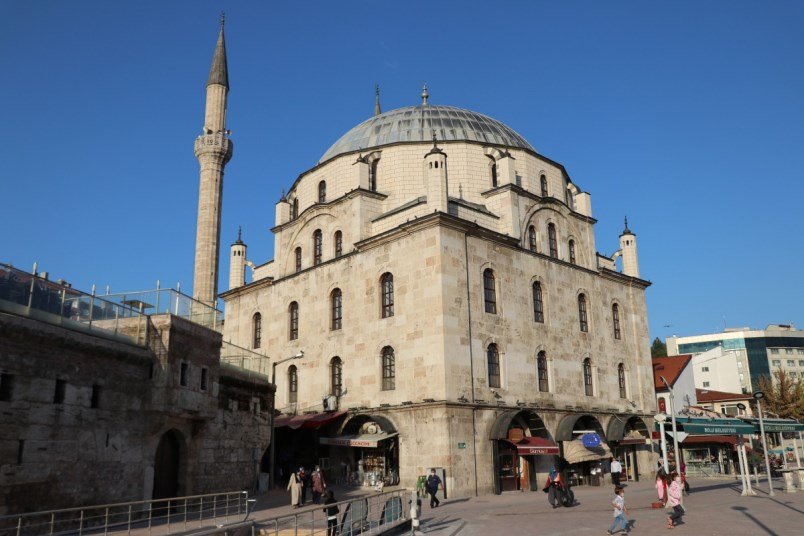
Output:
(374, 84), (382, 116)
(207, 12), (229, 90)
(421, 82), (429, 105)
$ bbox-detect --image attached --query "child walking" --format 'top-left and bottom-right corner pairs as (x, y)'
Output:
(607, 486), (629, 534)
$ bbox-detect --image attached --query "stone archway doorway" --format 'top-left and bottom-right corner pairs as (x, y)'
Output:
(153, 429), (182, 500)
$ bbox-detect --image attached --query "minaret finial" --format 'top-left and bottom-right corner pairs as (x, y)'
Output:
(374, 84), (382, 116)
(220, 11), (225, 28)
(237, 225), (242, 242)
(623, 216), (632, 234)
(421, 82), (429, 105)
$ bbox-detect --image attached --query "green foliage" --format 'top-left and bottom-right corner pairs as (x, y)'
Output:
(651, 337), (667, 357)
(756, 368), (804, 421)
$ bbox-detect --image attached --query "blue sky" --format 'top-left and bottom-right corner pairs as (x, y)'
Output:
(1, 1), (802, 343)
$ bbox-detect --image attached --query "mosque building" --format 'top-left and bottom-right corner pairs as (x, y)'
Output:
(194, 21), (658, 496)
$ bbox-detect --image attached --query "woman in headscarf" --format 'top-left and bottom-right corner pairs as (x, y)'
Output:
(287, 469), (302, 508)
(543, 466), (562, 508)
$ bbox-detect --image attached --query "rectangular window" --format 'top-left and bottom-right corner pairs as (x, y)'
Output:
(201, 368), (208, 391)
(790, 371), (798, 378)
(772, 360), (781, 366)
(54, 379), (66, 404)
(798, 349), (804, 355)
(180, 363), (188, 387)
(701, 366), (709, 372)
(770, 348), (779, 354)
(787, 360), (795, 367)
(739, 373), (745, 381)
(786, 348), (794, 354)
(703, 381), (710, 387)
(799, 360), (804, 367)
(17, 440), (24, 464)
(737, 361), (743, 368)
(90, 385), (101, 409)
(0, 373), (13, 402)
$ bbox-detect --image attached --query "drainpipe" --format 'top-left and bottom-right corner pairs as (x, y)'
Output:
(464, 231), (480, 496)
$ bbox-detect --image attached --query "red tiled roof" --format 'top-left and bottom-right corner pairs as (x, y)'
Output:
(695, 389), (750, 403)
(652, 355), (692, 390)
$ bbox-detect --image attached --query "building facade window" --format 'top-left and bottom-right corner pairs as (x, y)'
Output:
(548, 223), (558, 258)
(612, 304), (621, 340)
(318, 180), (326, 203)
(483, 269), (497, 314)
(490, 159), (498, 187)
(200, 368), (208, 391)
(772, 359), (781, 366)
(787, 360), (795, 367)
(537, 351), (548, 392)
(701, 366), (709, 372)
(313, 230), (323, 265)
(703, 381), (710, 387)
(770, 348), (779, 354)
(90, 385), (101, 408)
(568, 239), (576, 264)
(532, 281), (544, 323)
(292, 198), (299, 219)
(583, 358), (593, 396)
(330, 357), (343, 397)
(578, 294), (588, 332)
(566, 188), (574, 210)
(618, 363), (626, 399)
(382, 346), (396, 391)
(487, 344), (501, 388)
(295, 247), (302, 272)
(331, 288), (342, 330)
(786, 348), (794, 354)
(252, 312), (262, 349)
(334, 231), (343, 257)
(288, 365), (298, 403)
(381, 273), (394, 318)
(179, 364), (188, 387)
(0, 373), (13, 402)
(528, 225), (537, 252)
(540, 174), (548, 197)
(289, 301), (299, 340)
(369, 160), (378, 191)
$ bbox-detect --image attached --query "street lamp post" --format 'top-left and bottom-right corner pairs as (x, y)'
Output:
(753, 391), (775, 496)
(268, 351), (304, 491)
(660, 376), (683, 506)
(735, 402), (755, 496)
(655, 413), (670, 474)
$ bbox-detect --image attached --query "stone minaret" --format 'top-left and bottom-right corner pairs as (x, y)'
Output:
(619, 217), (640, 278)
(229, 227), (247, 290)
(193, 16), (233, 306)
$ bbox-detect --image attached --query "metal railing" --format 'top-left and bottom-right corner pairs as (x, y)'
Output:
(257, 489), (409, 536)
(103, 283), (222, 332)
(0, 263), (148, 347)
(220, 341), (271, 376)
(0, 491), (250, 536)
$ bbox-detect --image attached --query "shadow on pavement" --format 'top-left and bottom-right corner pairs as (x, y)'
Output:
(731, 506), (779, 536)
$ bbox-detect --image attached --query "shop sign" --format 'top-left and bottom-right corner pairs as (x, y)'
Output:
(458, 442), (467, 449)
(321, 437), (379, 447)
(518, 445), (559, 455)
(582, 433), (601, 448)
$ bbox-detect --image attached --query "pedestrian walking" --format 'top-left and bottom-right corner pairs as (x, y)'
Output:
(655, 464), (668, 507)
(666, 472), (684, 529)
(543, 467), (562, 508)
(298, 467), (309, 505)
(312, 465), (327, 504)
(425, 468), (442, 508)
(322, 490), (340, 536)
(607, 486), (629, 534)
(287, 470), (302, 508)
(610, 456), (623, 487)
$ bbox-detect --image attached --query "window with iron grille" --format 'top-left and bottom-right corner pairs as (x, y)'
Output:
(253, 312), (262, 348)
(487, 344), (501, 388)
(618, 363), (626, 399)
(532, 282), (544, 323)
(382, 346), (396, 391)
(313, 230), (323, 265)
(289, 302), (299, 340)
(483, 269), (496, 314)
(295, 247), (302, 272)
(612, 304), (621, 340)
(318, 180), (327, 203)
(381, 273), (394, 318)
(528, 226), (537, 252)
(548, 224), (558, 258)
(537, 351), (549, 392)
(578, 294), (588, 332)
(288, 365), (298, 403)
(583, 358), (593, 396)
(540, 175), (548, 197)
(334, 231), (343, 257)
(568, 240), (576, 264)
(331, 289), (342, 330)
(330, 357), (342, 397)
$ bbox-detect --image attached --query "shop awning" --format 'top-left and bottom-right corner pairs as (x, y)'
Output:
(682, 435), (739, 446)
(320, 432), (398, 448)
(619, 437), (650, 446)
(740, 418), (804, 433)
(275, 410), (347, 430)
(506, 436), (559, 455)
(562, 438), (612, 464)
(655, 417), (754, 436)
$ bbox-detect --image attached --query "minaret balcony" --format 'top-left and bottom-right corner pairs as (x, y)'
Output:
(194, 132), (233, 161)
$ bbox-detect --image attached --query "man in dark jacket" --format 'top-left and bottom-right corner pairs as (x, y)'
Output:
(426, 469), (442, 508)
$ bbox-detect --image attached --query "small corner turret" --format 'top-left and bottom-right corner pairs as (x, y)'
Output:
(229, 226), (249, 290)
(618, 217), (640, 277)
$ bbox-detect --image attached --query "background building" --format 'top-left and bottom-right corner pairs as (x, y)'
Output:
(690, 346), (748, 393)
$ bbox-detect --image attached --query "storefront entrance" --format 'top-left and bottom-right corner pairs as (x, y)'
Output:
(490, 410), (558, 494)
(607, 415), (651, 483)
(555, 414), (610, 487)
(320, 414), (400, 487)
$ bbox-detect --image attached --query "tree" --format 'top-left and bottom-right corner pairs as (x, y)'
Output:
(756, 369), (804, 421)
(651, 337), (667, 357)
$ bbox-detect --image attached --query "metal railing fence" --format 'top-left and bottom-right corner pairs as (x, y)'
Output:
(220, 341), (271, 376)
(257, 489), (409, 536)
(0, 491), (250, 536)
(102, 285), (222, 332)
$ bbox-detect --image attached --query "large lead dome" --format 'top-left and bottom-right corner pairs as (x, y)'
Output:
(320, 105), (534, 163)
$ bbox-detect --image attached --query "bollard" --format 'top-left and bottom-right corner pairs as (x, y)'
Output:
(409, 490), (421, 535)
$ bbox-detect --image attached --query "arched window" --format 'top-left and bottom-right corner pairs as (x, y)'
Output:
(583, 358), (593, 396)
(330, 357), (343, 397)
(566, 188), (574, 210)
(528, 225), (537, 252)
(252, 312), (262, 349)
(618, 363), (627, 399)
(334, 231), (343, 257)
(313, 230), (323, 266)
(612, 304), (621, 340)
(532, 281), (544, 323)
(288, 365), (298, 403)
(578, 294), (588, 332)
(568, 239), (576, 264)
(289, 301), (299, 340)
(540, 174), (548, 197)
(292, 198), (299, 219)
(331, 288), (342, 330)
(483, 269), (497, 314)
(548, 223), (558, 258)
(382, 346), (395, 391)
(537, 351), (548, 392)
(491, 160), (498, 187)
(318, 180), (327, 203)
(487, 343), (501, 388)
(294, 247), (302, 272)
(369, 160), (378, 191)
(380, 273), (394, 318)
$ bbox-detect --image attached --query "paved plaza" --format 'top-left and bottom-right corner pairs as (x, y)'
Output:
(389, 476), (804, 536)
